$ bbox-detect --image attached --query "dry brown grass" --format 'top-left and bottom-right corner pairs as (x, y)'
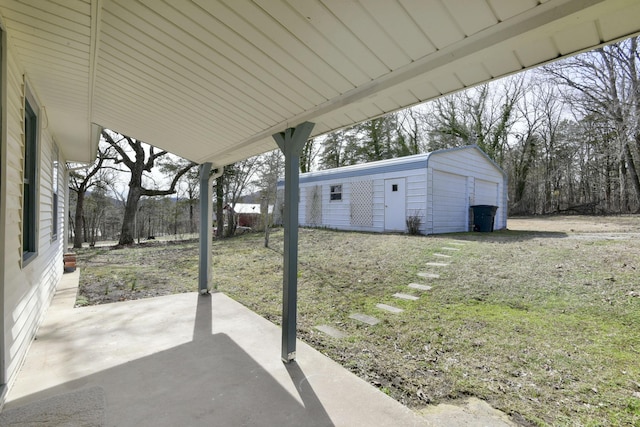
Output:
(77, 215), (640, 426)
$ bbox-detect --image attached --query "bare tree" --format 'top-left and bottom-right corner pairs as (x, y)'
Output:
(160, 157), (200, 234)
(396, 108), (426, 155)
(101, 130), (197, 245)
(300, 138), (319, 173)
(215, 157), (261, 237)
(426, 77), (523, 166)
(69, 146), (114, 248)
(544, 37), (640, 212)
(253, 150), (284, 247)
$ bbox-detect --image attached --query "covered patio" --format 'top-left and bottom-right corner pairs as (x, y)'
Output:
(2, 0), (640, 423)
(1, 271), (427, 426)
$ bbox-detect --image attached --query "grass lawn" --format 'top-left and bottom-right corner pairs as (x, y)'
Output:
(76, 216), (640, 426)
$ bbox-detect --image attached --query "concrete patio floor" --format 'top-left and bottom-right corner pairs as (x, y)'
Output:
(2, 270), (427, 426)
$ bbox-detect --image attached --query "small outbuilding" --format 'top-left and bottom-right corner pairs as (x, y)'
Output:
(277, 145), (507, 235)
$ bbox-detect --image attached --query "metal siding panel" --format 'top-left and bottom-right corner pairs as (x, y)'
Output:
(483, 51), (523, 78)
(216, 0), (353, 94)
(410, 81), (440, 102)
(431, 73), (464, 95)
(188, 0), (339, 101)
(487, 0), (538, 22)
(286, 0), (389, 80)
(156, 0), (321, 109)
(456, 63), (492, 87)
(444, 0), (498, 36)
(399, 0), (465, 49)
(364, 0), (436, 60)
(326, 0), (410, 69)
(101, 4), (293, 122)
(552, 22), (601, 55)
(598, 2), (640, 41)
(372, 97), (402, 114)
(256, 0), (370, 87)
(515, 37), (559, 67)
(389, 89), (420, 109)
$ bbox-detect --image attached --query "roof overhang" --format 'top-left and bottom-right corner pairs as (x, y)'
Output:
(1, 0), (639, 164)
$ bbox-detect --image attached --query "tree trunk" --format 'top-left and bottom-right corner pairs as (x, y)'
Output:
(623, 142), (640, 212)
(73, 191), (85, 248)
(216, 174), (224, 238)
(189, 203), (194, 234)
(119, 185), (142, 245)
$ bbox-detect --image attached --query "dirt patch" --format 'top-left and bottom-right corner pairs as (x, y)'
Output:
(75, 240), (199, 306)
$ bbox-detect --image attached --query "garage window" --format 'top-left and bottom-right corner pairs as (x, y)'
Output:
(330, 184), (342, 201)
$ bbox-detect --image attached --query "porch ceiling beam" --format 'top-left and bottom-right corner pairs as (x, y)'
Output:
(273, 121), (315, 363)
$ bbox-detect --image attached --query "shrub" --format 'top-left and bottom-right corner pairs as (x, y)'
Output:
(406, 211), (422, 235)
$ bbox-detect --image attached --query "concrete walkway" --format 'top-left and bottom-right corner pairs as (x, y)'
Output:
(3, 271), (426, 426)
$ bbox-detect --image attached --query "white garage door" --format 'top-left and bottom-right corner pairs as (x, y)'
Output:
(432, 170), (467, 233)
(475, 179), (499, 206)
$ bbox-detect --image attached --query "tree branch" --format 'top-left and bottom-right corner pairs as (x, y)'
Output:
(140, 162), (197, 197)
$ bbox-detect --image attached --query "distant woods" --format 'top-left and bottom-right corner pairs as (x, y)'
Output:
(311, 36), (640, 215)
(69, 37), (640, 246)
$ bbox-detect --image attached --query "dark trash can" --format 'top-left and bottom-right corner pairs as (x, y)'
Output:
(471, 205), (498, 232)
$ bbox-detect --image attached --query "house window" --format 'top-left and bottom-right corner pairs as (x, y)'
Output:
(52, 145), (59, 240)
(330, 184), (342, 201)
(23, 97), (38, 263)
(392, 184), (398, 192)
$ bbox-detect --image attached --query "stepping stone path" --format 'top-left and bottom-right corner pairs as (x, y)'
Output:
(408, 283), (432, 291)
(418, 272), (440, 279)
(315, 324), (347, 339)
(347, 240), (466, 330)
(376, 303), (404, 313)
(393, 293), (419, 301)
(349, 313), (380, 326)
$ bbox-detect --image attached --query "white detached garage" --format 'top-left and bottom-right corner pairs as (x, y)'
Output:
(279, 145), (507, 235)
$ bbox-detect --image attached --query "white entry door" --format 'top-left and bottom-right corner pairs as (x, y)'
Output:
(384, 178), (406, 231)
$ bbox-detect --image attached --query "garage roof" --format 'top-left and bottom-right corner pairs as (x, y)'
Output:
(1, 0), (639, 165)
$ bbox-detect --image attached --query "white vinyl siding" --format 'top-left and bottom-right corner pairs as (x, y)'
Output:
(2, 48), (65, 389)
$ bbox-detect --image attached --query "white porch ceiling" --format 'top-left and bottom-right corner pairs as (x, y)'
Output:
(1, 0), (639, 165)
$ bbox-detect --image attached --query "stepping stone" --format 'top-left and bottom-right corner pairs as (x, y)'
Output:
(409, 283), (433, 291)
(417, 272), (440, 279)
(315, 324), (347, 339)
(426, 262), (449, 267)
(450, 242), (465, 245)
(349, 313), (380, 326)
(376, 303), (404, 313)
(441, 247), (460, 251)
(433, 253), (452, 258)
(393, 293), (419, 301)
